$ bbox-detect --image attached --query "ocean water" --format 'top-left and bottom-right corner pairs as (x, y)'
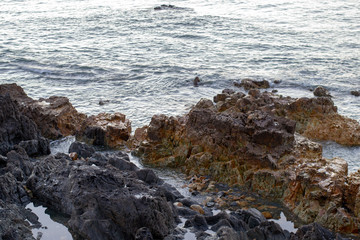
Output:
(0, 0), (359, 164)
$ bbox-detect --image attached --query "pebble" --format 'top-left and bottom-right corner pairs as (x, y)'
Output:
(190, 204), (205, 215)
(262, 211), (273, 219)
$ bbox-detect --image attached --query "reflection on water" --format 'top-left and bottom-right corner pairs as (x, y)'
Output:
(26, 202), (73, 240)
(272, 212), (297, 233)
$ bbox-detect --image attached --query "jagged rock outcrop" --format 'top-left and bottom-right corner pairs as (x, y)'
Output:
(0, 200), (35, 240)
(81, 112), (131, 147)
(134, 89), (360, 234)
(0, 94), (50, 156)
(234, 79), (270, 90)
(0, 83), (131, 148)
(26, 146), (177, 239)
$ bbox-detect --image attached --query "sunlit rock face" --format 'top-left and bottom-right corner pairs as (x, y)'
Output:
(81, 112), (131, 148)
(133, 89), (360, 233)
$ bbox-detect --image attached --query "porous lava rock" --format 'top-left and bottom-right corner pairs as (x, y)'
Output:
(234, 78), (270, 90)
(0, 83), (131, 148)
(26, 150), (177, 239)
(134, 90), (360, 233)
(0, 93), (49, 156)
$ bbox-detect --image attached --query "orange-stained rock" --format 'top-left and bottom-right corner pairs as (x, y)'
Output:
(190, 204), (205, 215)
(0, 84), (87, 139)
(69, 152), (78, 161)
(133, 90), (360, 233)
(262, 211), (272, 219)
(0, 84), (131, 149)
(81, 112), (131, 148)
(286, 97), (360, 146)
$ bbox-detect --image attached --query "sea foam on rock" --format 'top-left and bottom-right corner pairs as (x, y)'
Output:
(133, 89), (360, 234)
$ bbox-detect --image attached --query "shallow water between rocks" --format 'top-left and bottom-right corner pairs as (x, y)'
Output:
(28, 136), (298, 239)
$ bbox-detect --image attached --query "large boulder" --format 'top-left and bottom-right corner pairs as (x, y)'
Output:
(81, 113), (131, 147)
(134, 90), (360, 233)
(26, 150), (177, 239)
(0, 94), (49, 156)
(0, 83), (131, 149)
(0, 83), (86, 140)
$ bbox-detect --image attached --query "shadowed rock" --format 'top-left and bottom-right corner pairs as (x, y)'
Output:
(26, 150), (177, 239)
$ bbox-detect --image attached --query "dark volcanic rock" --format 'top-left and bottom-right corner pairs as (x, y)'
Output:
(313, 86), (331, 97)
(69, 141), (95, 159)
(26, 150), (176, 239)
(0, 200), (34, 240)
(350, 90), (360, 97)
(154, 4), (181, 10)
(234, 78), (270, 90)
(290, 223), (345, 240)
(0, 94), (50, 156)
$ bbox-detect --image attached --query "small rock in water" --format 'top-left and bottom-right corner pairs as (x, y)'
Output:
(154, 4), (177, 10)
(99, 99), (110, 106)
(193, 76), (201, 87)
(274, 80), (281, 84)
(313, 86), (331, 97)
(350, 90), (360, 97)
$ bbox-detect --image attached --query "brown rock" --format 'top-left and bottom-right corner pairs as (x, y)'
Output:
(0, 84), (132, 149)
(82, 112), (131, 147)
(313, 86), (331, 97)
(234, 78), (270, 90)
(351, 90), (360, 97)
(69, 152), (78, 161)
(262, 211), (272, 219)
(133, 89), (360, 233)
(190, 204), (205, 215)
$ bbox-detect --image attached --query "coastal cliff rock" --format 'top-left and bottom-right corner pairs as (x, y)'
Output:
(81, 112), (131, 147)
(134, 89), (360, 233)
(0, 83), (87, 139)
(0, 83), (131, 148)
(26, 148), (177, 239)
(0, 93), (50, 156)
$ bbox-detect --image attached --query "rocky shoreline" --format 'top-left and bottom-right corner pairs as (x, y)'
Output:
(0, 83), (358, 239)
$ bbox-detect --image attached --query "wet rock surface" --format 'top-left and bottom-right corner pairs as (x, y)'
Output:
(134, 89), (360, 234)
